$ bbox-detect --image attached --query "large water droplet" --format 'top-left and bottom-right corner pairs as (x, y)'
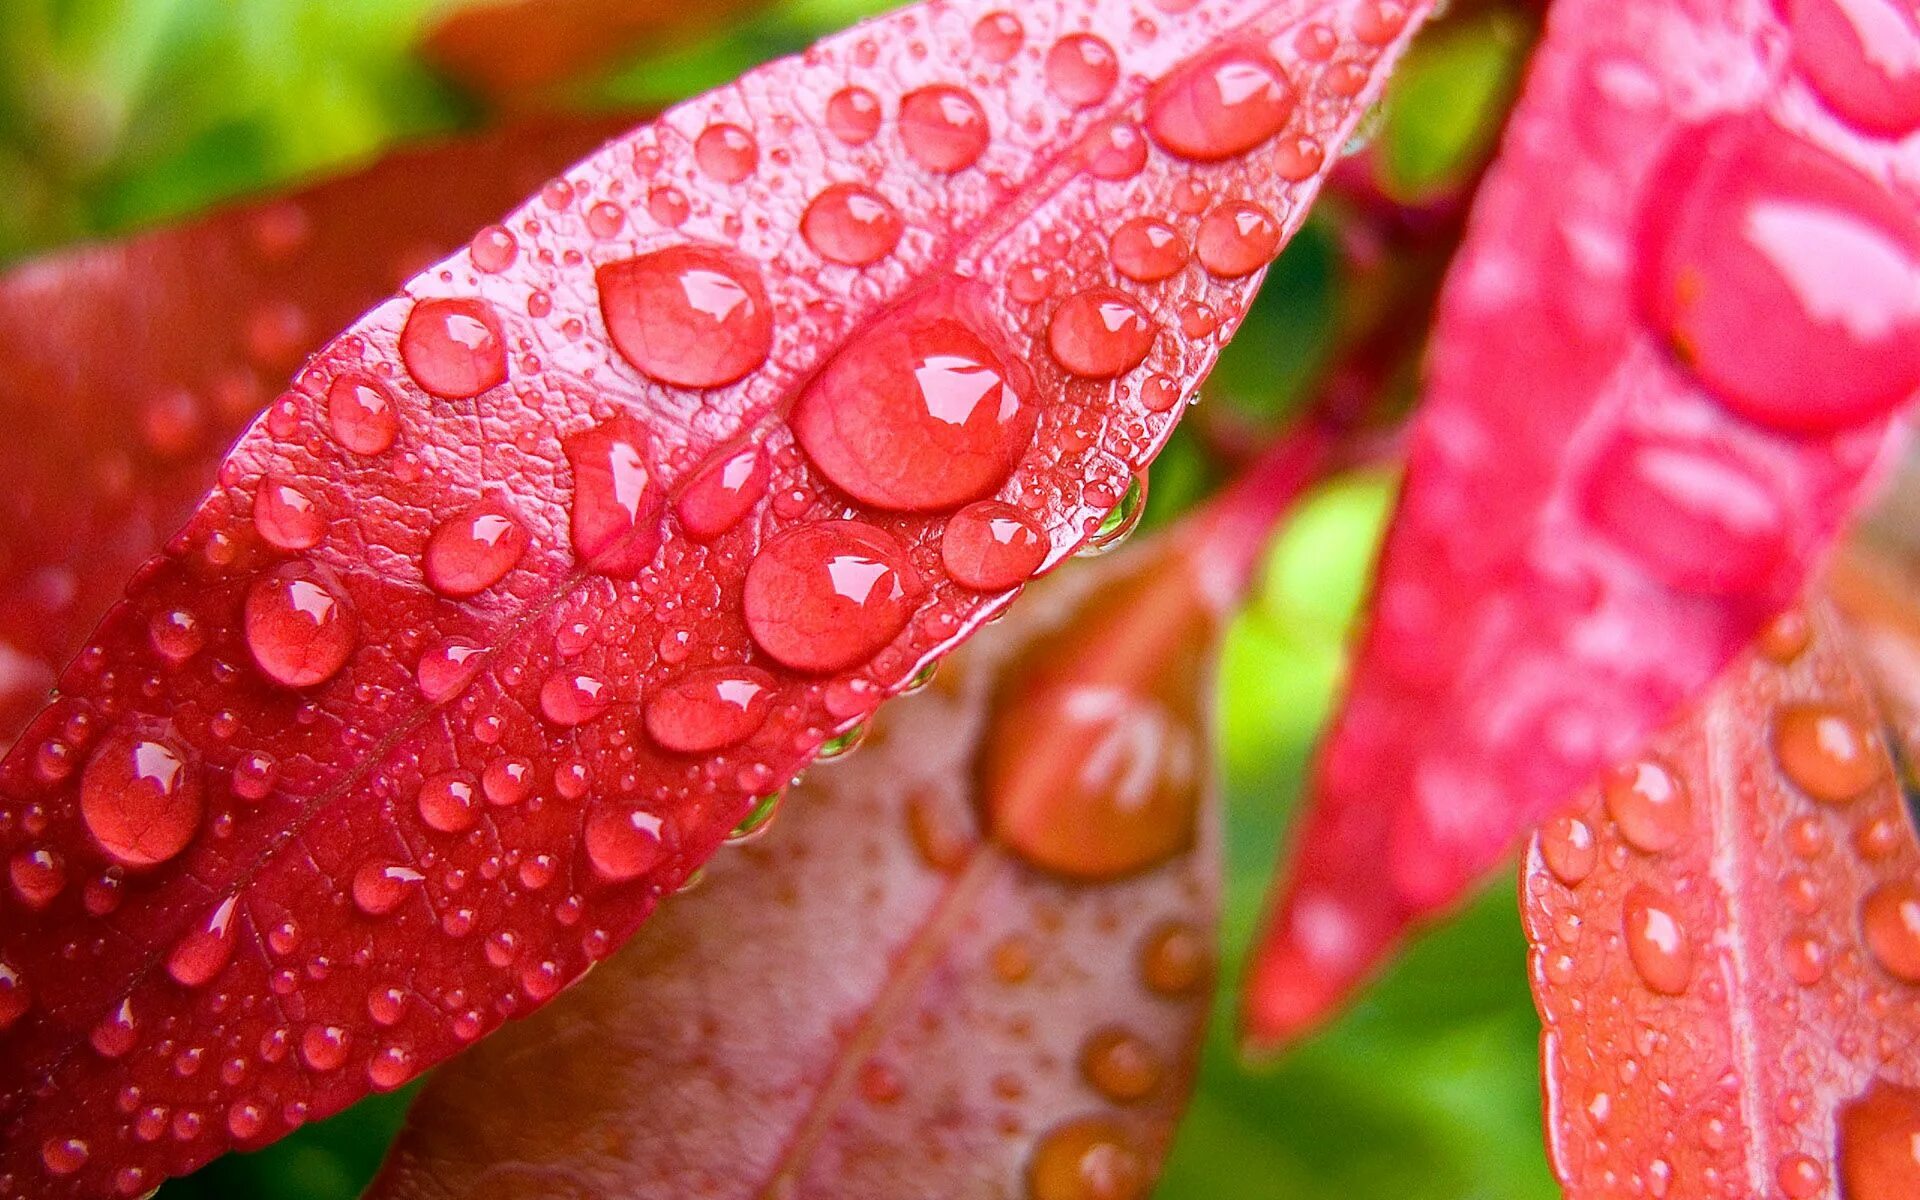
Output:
(1049, 290), (1155, 378)
(794, 298), (1037, 511)
(1582, 435), (1789, 595)
(417, 638), (484, 704)
(597, 245), (773, 388)
(424, 498), (529, 598)
(1622, 885), (1692, 995)
(540, 670), (612, 727)
(942, 501), (1047, 591)
(675, 445), (767, 541)
(1773, 703), (1885, 804)
(245, 568), (356, 688)
(80, 731), (202, 869)
(1640, 114), (1920, 433)
(1147, 49), (1296, 161)
(584, 806), (663, 881)
(1109, 218), (1188, 282)
(167, 895), (239, 987)
(802, 183), (904, 266)
(352, 861), (422, 917)
(972, 12), (1024, 63)
(1604, 758), (1690, 855)
(565, 416), (665, 575)
(417, 770), (479, 833)
(1195, 202), (1280, 278)
(301, 1025), (350, 1072)
(899, 86), (990, 173)
(743, 520), (920, 673)
(644, 666), (775, 753)
(826, 86), (882, 144)
(1787, 0), (1920, 138)
(326, 373), (399, 456)
(1046, 34), (1120, 107)
(1863, 882), (1920, 981)
(1027, 1116), (1149, 1200)
(149, 608), (205, 665)
(253, 476), (325, 551)
(399, 297), (507, 400)
(1840, 1077), (1920, 1199)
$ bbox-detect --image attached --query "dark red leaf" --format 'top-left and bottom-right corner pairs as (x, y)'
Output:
(1520, 589), (1920, 1200)
(0, 1), (1428, 1192)
(1245, 0), (1920, 1046)
(368, 439), (1325, 1200)
(0, 117), (631, 754)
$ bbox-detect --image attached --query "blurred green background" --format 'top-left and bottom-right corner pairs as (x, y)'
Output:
(0, 0), (1553, 1195)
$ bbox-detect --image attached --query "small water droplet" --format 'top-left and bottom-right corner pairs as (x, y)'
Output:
(676, 445), (768, 541)
(942, 501), (1048, 591)
(245, 568), (356, 688)
(425, 498), (529, 597)
(399, 297), (507, 400)
(694, 123), (758, 182)
(253, 476), (326, 551)
(597, 245), (773, 388)
(1109, 218), (1188, 282)
(1147, 49), (1296, 161)
(1083, 475), (1147, 555)
(1080, 120), (1149, 181)
(368, 1044), (414, 1090)
(1604, 758), (1690, 854)
(90, 999), (138, 1058)
(484, 757), (534, 806)
(469, 225), (517, 273)
(41, 1137), (88, 1177)
(1778, 1152), (1827, 1198)
(417, 638), (484, 704)
(1080, 1027), (1163, 1102)
(728, 790), (784, 841)
(1049, 290), (1155, 378)
(1622, 885), (1692, 995)
(148, 608), (206, 665)
(802, 183), (904, 266)
(540, 670), (612, 727)
(645, 667), (775, 753)
(300, 1025), (349, 1072)
(352, 861), (421, 917)
(584, 806), (663, 881)
(1863, 882), (1920, 981)
(826, 86), (882, 144)
(417, 770), (480, 833)
(1046, 34), (1119, 107)
(899, 86), (990, 173)
(1140, 922), (1209, 995)
(1195, 202), (1281, 278)
(565, 416), (665, 575)
(326, 373), (399, 457)
(167, 895), (239, 987)
(743, 521), (920, 673)
(9, 849), (64, 908)
(0, 960), (29, 1030)
(80, 730), (202, 868)
(972, 12), (1024, 63)
(1774, 703), (1885, 803)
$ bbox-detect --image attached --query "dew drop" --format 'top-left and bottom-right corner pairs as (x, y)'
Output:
(644, 666), (776, 753)
(972, 12), (1024, 63)
(1778, 1152), (1827, 1198)
(676, 445), (768, 541)
(826, 86), (882, 144)
(1147, 49), (1296, 161)
(1046, 34), (1120, 107)
(417, 770), (480, 833)
(300, 1025), (349, 1072)
(1604, 758), (1690, 855)
(802, 183), (904, 266)
(9, 849), (63, 908)
(538, 670), (610, 727)
(399, 297), (507, 400)
(484, 757), (533, 806)
(351, 862), (421, 917)
(1774, 703), (1885, 804)
(1761, 607), (1813, 662)
(728, 790), (784, 841)
(899, 86), (990, 173)
(1140, 922), (1209, 995)
(565, 416), (665, 575)
(694, 123), (758, 182)
(1839, 1077), (1920, 1199)
(1863, 882), (1920, 981)
(80, 730), (202, 868)
(1083, 475), (1147, 554)
(1079, 1027), (1163, 1102)
(597, 244), (773, 388)
(469, 224), (517, 273)
(424, 498), (529, 598)
(326, 374), (399, 456)
(942, 501), (1048, 591)
(0, 960), (29, 1030)
(90, 999), (138, 1058)
(584, 807), (663, 881)
(1787, 0), (1920, 138)
(368, 1044), (414, 1091)
(1640, 114), (1920, 433)
(416, 638), (484, 704)
(167, 895), (239, 988)
(794, 302), (1036, 511)
(245, 568), (356, 688)
(1027, 1116), (1149, 1200)
(1109, 218), (1188, 282)
(1540, 815), (1598, 885)
(1622, 885), (1692, 995)
(1049, 290), (1155, 378)
(148, 608), (205, 665)
(743, 521), (920, 673)
(252, 476), (326, 551)
(1195, 202), (1281, 278)
(1080, 121), (1149, 181)
(41, 1138), (88, 1177)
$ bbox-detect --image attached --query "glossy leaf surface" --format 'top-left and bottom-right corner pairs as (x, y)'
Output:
(1246, 0), (1920, 1045)
(0, 0), (1429, 1191)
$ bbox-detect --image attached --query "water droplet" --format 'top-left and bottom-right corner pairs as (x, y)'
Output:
(417, 638), (484, 704)
(1622, 885), (1692, 995)
(1761, 607), (1813, 662)
(584, 806), (663, 881)
(597, 245), (773, 388)
(1582, 435), (1789, 595)
(1788, 0), (1920, 137)
(1604, 758), (1690, 854)
(676, 445), (768, 541)
(417, 770), (479, 833)
(9, 849), (64, 908)
(1778, 1152), (1827, 1198)
(586, 201), (625, 238)
(326, 373), (399, 456)
(148, 608), (205, 665)
(1027, 1117), (1149, 1200)
(644, 666), (775, 753)
(1083, 475), (1146, 554)
(1109, 218), (1188, 282)
(972, 12), (1024, 63)
(1641, 114), (1920, 433)
(399, 297), (507, 400)
(1147, 49), (1296, 161)
(0, 960), (29, 1030)
(368, 1044), (413, 1090)
(81, 731), (202, 868)
(565, 416), (665, 575)
(41, 1138), (88, 1177)
(483, 757), (533, 806)
(794, 300), (1037, 511)
(1079, 1027), (1163, 1102)
(300, 1025), (349, 1072)
(1840, 1077), (1920, 1199)
(90, 999), (138, 1058)
(352, 861), (422, 917)
(1195, 202), (1280, 278)
(826, 86), (882, 144)
(425, 498), (529, 597)
(1863, 882), (1920, 981)
(1080, 121), (1149, 180)
(728, 790), (784, 841)
(694, 123), (758, 182)
(942, 501), (1047, 591)
(168, 895), (239, 987)
(469, 225), (517, 273)
(540, 670), (612, 727)
(743, 521), (920, 673)
(253, 476), (325, 551)
(899, 86), (990, 173)
(1774, 703), (1885, 803)
(1046, 34), (1119, 107)
(1049, 290), (1155, 378)
(245, 568), (356, 688)
(802, 183), (903, 266)
(1540, 815), (1598, 886)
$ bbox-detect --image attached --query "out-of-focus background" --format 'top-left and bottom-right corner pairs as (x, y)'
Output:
(0, 1), (1554, 1195)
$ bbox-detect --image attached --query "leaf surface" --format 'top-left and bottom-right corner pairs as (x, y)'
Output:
(0, 0), (1429, 1192)
(369, 437), (1326, 1200)
(1246, 0), (1920, 1044)
(1521, 591), (1920, 1199)
(0, 117), (630, 753)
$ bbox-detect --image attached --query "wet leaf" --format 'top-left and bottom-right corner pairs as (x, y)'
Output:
(1521, 593), (1920, 1200)
(0, 0), (1429, 1191)
(1246, 0), (1920, 1045)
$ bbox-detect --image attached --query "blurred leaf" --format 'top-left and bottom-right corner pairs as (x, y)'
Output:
(1376, 11), (1528, 202)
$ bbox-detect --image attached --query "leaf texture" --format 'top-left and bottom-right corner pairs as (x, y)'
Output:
(1246, 0), (1920, 1045)
(0, 0), (1430, 1192)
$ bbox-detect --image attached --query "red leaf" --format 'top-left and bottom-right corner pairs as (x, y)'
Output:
(1245, 0), (1920, 1045)
(0, 2), (1427, 1192)
(1520, 589), (1920, 1200)
(369, 439), (1325, 1200)
(0, 117), (631, 754)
